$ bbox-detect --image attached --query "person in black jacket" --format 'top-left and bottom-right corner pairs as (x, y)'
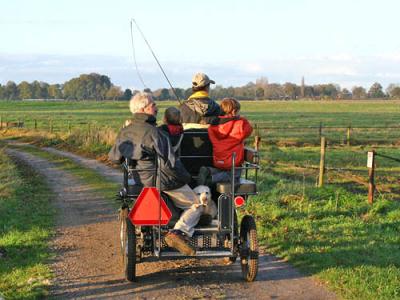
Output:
(179, 73), (221, 126)
(158, 106), (184, 152)
(109, 92), (202, 255)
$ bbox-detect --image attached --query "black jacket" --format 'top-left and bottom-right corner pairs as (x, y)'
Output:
(180, 96), (220, 124)
(108, 113), (191, 191)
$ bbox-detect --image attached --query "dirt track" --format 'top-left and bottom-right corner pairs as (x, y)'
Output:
(5, 144), (337, 300)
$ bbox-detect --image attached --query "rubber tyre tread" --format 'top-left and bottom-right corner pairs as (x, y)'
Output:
(119, 208), (129, 266)
(126, 217), (137, 282)
(240, 215), (259, 282)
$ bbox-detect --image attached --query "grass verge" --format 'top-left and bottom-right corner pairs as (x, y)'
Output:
(0, 149), (54, 299)
(247, 168), (400, 300)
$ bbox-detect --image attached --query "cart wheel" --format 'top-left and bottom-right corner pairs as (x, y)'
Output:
(119, 207), (129, 266)
(240, 215), (259, 282)
(125, 217), (137, 282)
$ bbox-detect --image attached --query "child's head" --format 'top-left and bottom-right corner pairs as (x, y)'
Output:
(164, 107), (182, 125)
(220, 98), (241, 116)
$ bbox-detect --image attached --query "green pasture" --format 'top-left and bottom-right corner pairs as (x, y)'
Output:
(1, 100), (400, 145)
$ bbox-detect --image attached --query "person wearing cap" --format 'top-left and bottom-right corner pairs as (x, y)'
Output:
(180, 73), (221, 127)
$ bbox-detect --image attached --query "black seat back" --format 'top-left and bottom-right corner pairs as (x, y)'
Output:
(180, 129), (213, 176)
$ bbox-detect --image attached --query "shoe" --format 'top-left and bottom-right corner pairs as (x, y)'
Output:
(165, 231), (196, 256)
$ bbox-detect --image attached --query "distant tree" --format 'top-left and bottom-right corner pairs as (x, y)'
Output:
(159, 88), (170, 100)
(172, 88), (185, 100)
(283, 82), (297, 99)
(143, 88), (152, 93)
(123, 88), (133, 100)
(0, 84), (4, 100)
(5, 81), (18, 100)
(338, 88), (352, 99)
(304, 86), (314, 98)
(31, 81), (44, 99)
(352, 86), (367, 99)
(368, 82), (385, 99)
(322, 84), (339, 99)
(389, 87), (400, 99)
(63, 73), (113, 100)
(255, 87), (264, 99)
(40, 82), (49, 99)
(184, 88), (192, 99)
(264, 83), (284, 100)
(18, 81), (33, 99)
(386, 83), (400, 99)
(47, 84), (63, 99)
(106, 86), (123, 100)
(255, 77), (268, 98)
(210, 85), (222, 99)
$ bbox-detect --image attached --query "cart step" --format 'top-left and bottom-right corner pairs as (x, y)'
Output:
(156, 250), (232, 258)
(194, 220), (219, 233)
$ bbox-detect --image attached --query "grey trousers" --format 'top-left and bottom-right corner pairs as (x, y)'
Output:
(209, 167), (241, 184)
(163, 184), (203, 237)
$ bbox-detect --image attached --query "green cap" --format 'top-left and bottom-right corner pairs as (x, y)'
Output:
(192, 73), (215, 88)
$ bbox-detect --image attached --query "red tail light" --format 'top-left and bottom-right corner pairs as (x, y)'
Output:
(234, 196), (245, 207)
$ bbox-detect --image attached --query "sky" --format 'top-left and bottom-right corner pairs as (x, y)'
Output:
(1, 0), (399, 90)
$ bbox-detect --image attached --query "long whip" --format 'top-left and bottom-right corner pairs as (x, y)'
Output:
(130, 19), (182, 104)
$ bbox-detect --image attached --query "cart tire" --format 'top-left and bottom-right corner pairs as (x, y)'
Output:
(125, 217), (137, 282)
(119, 208), (129, 266)
(240, 215), (258, 282)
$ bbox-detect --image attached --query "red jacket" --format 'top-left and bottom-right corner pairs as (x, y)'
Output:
(208, 116), (253, 170)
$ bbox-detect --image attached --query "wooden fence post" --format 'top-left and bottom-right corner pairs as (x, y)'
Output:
(367, 151), (376, 204)
(254, 136), (261, 151)
(34, 119), (37, 130)
(87, 123), (91, 142)
(318, 122), (323, 140)
(347, 125), (351, 146)
(254, 124), (261, 151)
(318, 136), (326, 187)
(68, 121), (71, 134)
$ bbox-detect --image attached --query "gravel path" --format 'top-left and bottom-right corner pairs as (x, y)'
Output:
(5, 144), (337, 299)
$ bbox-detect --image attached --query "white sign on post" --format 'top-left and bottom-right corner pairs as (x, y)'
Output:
(367, 152), (374, 168)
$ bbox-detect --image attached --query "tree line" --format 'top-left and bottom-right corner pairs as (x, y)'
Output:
(0, 73), (132, 101)
(1, 73), (400, 101)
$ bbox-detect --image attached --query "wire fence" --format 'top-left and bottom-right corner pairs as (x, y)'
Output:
(253, 123), (400, 146)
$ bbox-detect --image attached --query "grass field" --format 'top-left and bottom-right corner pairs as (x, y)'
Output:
(1, 99), (400, 299)
(0, 149), (54, 299)
(1, 100), (400, 145)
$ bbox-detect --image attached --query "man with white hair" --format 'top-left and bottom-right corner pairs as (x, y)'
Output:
(109, 92), (202, 255)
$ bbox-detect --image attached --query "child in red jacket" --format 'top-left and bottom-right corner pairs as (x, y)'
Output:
(198, 98), (253, 186)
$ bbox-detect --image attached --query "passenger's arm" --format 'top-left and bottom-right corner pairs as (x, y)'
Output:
(153, 129), (176, 167)
(108, 132), (123, 163)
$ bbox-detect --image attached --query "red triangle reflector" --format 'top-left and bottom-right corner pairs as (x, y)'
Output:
(128, 187), (172, 225)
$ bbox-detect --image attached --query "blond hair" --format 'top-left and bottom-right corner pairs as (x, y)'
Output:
(220, 98), (241, 115)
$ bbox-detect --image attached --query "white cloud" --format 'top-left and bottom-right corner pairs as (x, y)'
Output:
(0, 53), (399, 90)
